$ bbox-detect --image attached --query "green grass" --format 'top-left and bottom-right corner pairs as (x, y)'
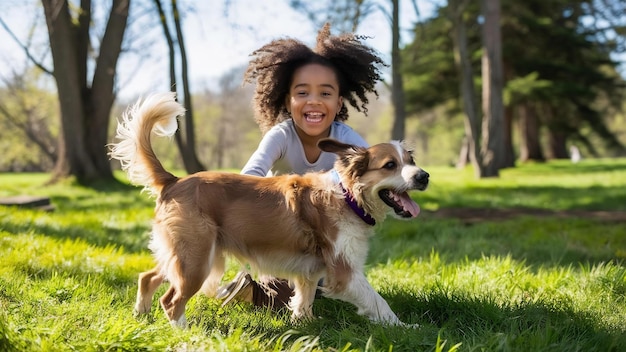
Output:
(1, 159), (625, 351)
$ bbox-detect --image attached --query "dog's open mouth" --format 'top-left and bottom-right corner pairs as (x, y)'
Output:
(378, 190), (420, 218)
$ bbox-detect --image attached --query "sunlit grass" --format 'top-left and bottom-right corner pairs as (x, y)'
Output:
(420, 158), (626, 211)
(1, 159), (625, 351)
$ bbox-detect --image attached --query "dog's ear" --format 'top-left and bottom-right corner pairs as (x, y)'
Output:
(318, 138), (358, 154)
(318, 138), (369, 177)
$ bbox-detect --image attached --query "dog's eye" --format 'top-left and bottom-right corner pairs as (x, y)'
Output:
(383, 161), (396, 170)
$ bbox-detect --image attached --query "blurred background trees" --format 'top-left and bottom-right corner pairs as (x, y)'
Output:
(0, 0), (624, 183)
(403, 0), (625, 168)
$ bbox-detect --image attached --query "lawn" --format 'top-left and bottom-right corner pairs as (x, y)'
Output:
(1, 159), (625, 351)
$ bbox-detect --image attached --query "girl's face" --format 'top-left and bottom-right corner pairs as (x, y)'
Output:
(286, 63), (343, 140)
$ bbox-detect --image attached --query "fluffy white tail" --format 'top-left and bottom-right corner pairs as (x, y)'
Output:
(109, 92), (185, 195)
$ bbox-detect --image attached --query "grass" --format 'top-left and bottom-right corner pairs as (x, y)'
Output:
(0, 158), (625, 351)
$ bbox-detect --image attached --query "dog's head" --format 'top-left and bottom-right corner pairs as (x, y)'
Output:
(318, 138), (429, 221)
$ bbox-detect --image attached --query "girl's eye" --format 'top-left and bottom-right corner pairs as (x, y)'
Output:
(383, 161), (396, 170)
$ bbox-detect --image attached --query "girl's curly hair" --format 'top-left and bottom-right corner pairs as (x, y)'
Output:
(244, 23), (387, 133)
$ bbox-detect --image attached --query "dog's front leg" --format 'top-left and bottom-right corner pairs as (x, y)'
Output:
(289, 277), (318, 322)
(327, 272), (404, 326)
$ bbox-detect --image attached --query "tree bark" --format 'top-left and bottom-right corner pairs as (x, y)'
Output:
(501, 104), (515, 167)
(390, 0), (407, 140)
(172, 0), (204, 173)
(518, 103), (544, 162)
(449, 0), (482, 178)
(154, 0), (204, 174)
(479, 0), (504, 177)
(44, 0), (92, 181)
(548, 129), (569, 159)
(89, 0), (129, 179)
(153, 0), (182, 151)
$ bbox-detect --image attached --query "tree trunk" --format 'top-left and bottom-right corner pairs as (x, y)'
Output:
(518, 104), (544, 162)
(43, 0), (127, 185)
(154, 0), (204, 174)
(390, 0), (407, 140)
(172, 0), (204, 173)
(502, 104), (515, 167)
(44, 0), (93, 182)
(153, 0), (183, 155)
(548, 130), (569, 159)
(89, 0), (129, 180)
(479, 0), (504, 177)
(449, 0), (482, 178)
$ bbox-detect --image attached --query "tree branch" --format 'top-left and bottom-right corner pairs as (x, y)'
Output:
(0, 16), (53, 75)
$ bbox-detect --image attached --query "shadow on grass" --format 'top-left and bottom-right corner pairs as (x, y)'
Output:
(384, 289), (625, 351)
(216, 289), (626, 351)
(0, 219), (150, 253)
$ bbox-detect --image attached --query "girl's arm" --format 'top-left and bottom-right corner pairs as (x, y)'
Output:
(240, 127), (287, 176)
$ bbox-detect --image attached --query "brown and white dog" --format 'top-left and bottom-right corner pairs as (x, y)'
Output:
(109, 93), (429, 328)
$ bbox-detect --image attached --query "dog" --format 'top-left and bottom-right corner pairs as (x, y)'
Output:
(109, 92), (429, 328)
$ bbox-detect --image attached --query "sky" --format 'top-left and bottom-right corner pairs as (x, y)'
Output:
(0, 0), (433, 101)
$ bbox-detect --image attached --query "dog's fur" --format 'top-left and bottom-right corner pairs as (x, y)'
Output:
(109, 92), (429, 327)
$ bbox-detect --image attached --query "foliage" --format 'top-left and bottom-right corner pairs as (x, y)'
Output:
(401, 0), (626, 159)
(1, 159), (625, 351)
(0, 69), (59, 172)
(402, 11), (461, 114)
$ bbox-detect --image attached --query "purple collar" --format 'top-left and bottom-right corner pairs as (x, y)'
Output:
(341, 184), (376, 226)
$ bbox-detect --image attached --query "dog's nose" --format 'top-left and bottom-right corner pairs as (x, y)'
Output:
(415, 170), (429, 184)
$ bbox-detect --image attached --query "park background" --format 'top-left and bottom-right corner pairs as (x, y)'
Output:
(1, 0), (624, 178)
(1, 1), (625, 351)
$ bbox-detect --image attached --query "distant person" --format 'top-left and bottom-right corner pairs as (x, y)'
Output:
(570, 145), (581, 163)
(215, 23), (386, 310)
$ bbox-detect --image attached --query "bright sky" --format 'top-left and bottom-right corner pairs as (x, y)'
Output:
(0, 0), (433, 101)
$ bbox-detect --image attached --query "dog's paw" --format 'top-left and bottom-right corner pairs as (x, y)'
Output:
(370, 313), (419, 328)
(290, 310), (316, 325)
(134, 302), (151, 315)
(170, 315), (188, 329)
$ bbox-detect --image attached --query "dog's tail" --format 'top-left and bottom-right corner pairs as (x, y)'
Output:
(109, 92), (185, 196)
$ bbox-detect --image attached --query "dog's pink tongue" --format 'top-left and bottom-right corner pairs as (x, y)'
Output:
(400, 192), (420, 217)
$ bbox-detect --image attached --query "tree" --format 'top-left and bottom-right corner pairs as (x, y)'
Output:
(41, 0), (129, 184)
(403, 0), (625, 168)
(479, 0), (505, 176)
(502, 0), (625, 158)
(389, 0), (407, 140)
(448, 0), (483, 177)
(153, 0), (204, 173)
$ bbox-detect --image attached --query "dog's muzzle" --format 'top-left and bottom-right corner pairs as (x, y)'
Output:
(377, 169), (429, 218)
(413, 170), (429, 190)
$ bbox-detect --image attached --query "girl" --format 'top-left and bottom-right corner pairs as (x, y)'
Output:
(216, 23), (386, 310)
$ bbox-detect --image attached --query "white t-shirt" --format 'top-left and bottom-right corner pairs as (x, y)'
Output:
(241, 119), (368, 176)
